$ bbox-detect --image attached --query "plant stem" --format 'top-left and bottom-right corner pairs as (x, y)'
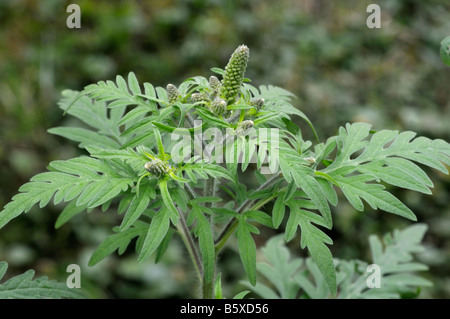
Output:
(205, 178), (216, 203)
(214, 219), (239, 253)
(184, 182), (216, 298)
(202, 273), (215, 299)
(184, 183), (197, 199)
(182, 158), (217, 298)
(176, 208), (203, 282)
(214, 172), (283, 251)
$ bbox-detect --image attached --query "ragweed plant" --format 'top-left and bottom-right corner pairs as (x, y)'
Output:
(0, 45), (449, 299)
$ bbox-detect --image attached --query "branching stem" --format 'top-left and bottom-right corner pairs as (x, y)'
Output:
(214, 172), (283, 252)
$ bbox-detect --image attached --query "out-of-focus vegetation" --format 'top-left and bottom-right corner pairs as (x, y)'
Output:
(0, 0), (449, 298)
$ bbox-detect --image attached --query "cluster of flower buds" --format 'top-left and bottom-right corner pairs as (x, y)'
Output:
(166, 84), (179, 104)
(303, 157), (316, 165)
(144, 158), (171, 178)
(250, 97), (265, 111)
(210, 97), (227, 116)
(236, 120), (254, 136)
(221, 44), (249, 104)
(191, 93), (211, 103)
(209, 75), (221, 100)
(209, 75), (221, 91)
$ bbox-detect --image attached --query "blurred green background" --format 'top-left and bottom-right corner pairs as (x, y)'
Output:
(0, 0), (449, 298)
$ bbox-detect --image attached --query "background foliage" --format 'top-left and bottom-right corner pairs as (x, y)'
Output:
(0, 0), (449, 298)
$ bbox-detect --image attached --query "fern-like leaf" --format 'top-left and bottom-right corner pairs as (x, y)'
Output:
(0, 262), (85, 299)
(338, 224), (432, 299)
(0, 157), (134, 229)
(83, 72), (156, 110)
(323, 122), (450, 220)
(245, 224), (430, 299)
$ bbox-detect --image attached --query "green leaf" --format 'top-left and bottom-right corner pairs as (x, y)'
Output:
(285, 200), (336, 296)
(0, 157), (134, 230)
(55, 201), (87, 229)
(138, 209), (171, 263)
(358, 159), (433, 194)
(196, 216), (215, 282)
(315, 177), (338, 207)
(249, 224), (431, 299)
(86, 178), (133, 208)
(214, 273), (223, 299)
(158, 179), (180, 225)
(127, 72), (142, 95)
(89, 222), (147, 266)
(0, 261), (85, 299)
(245, 210), (273, 228)
(118, 106), (150, 126)
(283, 181), (297, 203)
(48, 127), (120, 149)
(321, 122), (450, 221)
(248, 84), (319, 140)
(152, 121), (205, 134)
(182, 163), (237, 184)
(233, 291), (251, 299)
(189, 204), (215, 282)
(153, 127), (166, 157)
(302, 224), (336, 297)
(253, 112), (283, 125)
(210, 67), (225, 75)
(236, 217), (257, 286)
(339, 224), (431, 299)
(227, 104), (253, 110)
(120, 182), (155, 231)
(246, 235), (303, 299)
(83, 73), (152, 109)
(154, 229), (174, 263)
(331, 173), (416, 221)
(272, 196), (285, 229)
(196, 108), (231, 128)
(57, 90), (124, 141)
(289, 166), (332, 228)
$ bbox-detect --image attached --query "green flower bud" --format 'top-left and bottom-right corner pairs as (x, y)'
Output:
(166, 84), (179, 104)
(191, 93), (211, 103)
(304, 157), (316, 165)
(222, 44), (250, 104)
(210, 97), (227, 116)
(209, 76), (221, 91)
(250, 97), (265, 110)
(440, 36), (450, 66)
(236, 120), (254, 136)
(144, 158), (170, 178)
(209, 75), (222, 100)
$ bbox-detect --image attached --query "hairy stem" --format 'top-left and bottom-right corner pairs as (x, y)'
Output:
(202, 276), (215, 299)
(205, 178), (216, 203)
(184, 183), (197, 199)
(176, 208), (203, 282)
(184, 180), (217, 298)
(183, 176), (217, 299)
(214, 172), (283, 251)
(214, 189), (281, 253)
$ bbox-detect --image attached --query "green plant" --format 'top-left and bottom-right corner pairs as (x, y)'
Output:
(0, 261), (84, 299)
(243, 224), (431, 299)
(0, 45), (449, 299)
